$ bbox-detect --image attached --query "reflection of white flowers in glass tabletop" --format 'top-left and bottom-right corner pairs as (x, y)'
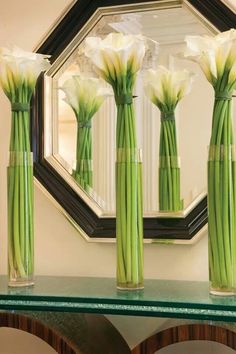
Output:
(144, 66), (194, 212)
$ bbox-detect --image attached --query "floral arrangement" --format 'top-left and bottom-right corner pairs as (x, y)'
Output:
(61, 75), (111, 189)
(184, 29), (236, 293)
(0, 46), (50, 285)
(144, 65), (193, 211)
(84, 33), (146, 289)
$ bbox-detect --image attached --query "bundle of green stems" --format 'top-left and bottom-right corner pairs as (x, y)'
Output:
(84, 33), (145, 289)
(8, 91), (34, 283)
(73, 113), (92, 191)
(159, 114), (182, 211)
(208, 71), (236, 291)
(115, 88), (143, 288)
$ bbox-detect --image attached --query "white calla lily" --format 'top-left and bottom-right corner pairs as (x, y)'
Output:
(144, 66), (194, 111)
(0, 47), (51, 286)
(60, 75), (112, 118)
(84, 33), (146, 86)
(60, 74), (111, 191)
(184, 29), (236, 89)
(0, 46), (50, 99)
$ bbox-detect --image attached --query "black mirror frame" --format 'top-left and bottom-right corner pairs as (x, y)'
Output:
(32, 0), (236, 240)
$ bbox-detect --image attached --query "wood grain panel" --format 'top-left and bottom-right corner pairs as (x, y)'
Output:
(0, 312), (130, 354)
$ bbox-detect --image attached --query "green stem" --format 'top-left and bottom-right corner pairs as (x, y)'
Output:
(159, 117), (181, 212)
(8, 105), (33, 283)
(208, 90), (235, 292)
(116, 87), (143, 289)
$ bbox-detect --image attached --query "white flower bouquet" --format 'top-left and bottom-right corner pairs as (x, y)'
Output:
(61, 75), (111, 190)
(85, 33), (146, 289)
(0, 46), (50, 286)
(144, 66), (193, 211)
(185, 29), (236, 294)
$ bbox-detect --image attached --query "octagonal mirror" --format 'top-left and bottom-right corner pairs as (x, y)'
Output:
(33, 0), (235, 242)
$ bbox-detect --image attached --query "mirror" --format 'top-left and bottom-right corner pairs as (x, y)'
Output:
(33, 0), (235, 241)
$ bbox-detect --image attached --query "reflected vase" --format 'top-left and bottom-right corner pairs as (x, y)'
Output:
(208, 95), (236, 295)
(115, 96), (144, 290)
(159, 156), (182, 211)
(72, 159), (92, 192)
(73, 121), (92, 191)
(8, 107), (34, 287)
(159, 114), (182, 212)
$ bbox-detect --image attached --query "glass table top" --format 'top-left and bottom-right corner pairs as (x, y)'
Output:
(0, 276), (236, 321)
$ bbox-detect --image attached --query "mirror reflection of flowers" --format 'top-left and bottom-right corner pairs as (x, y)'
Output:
(184, 29), (236, 294)
(144, 66), (194, 212)
(84, 33), (146, 289)
(0, 46), (50, 286)
(60, 75), (111, 190)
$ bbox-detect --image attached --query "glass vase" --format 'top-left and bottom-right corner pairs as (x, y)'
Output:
(159, 115), (182, 212)
(73, 121), (93, 191)
(72, 159), (92, 192)
(8, 151), (34, 287)
(159, 156), (182, 212)
(208, 144), (236, 295)
(116, 148), (144, 290)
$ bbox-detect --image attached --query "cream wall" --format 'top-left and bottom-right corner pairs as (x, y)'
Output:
(0, 328), (57, 354)
(0, 0), (234, 352)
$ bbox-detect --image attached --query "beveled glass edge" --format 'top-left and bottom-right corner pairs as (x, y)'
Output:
(1, 298), (236, 322)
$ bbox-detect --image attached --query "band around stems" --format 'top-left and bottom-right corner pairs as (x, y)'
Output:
(161, 111), (175, 120)
(215, 91), (232, 100)
(115, 94), (134, 105)
(78, 121), (92, 128)
(11, 103), (30, 112)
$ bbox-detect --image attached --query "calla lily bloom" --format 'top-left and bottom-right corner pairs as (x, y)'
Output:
(0, 46), (50, 286)
(60, 75), (112, 117)
(184, 29), (236, 88)
(84, 32), (146, 87)
(144, 66), (194, 110)
(144, 65), (194, 212)
(0, 46), (50, 99)
(60, 74), (111, 190)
